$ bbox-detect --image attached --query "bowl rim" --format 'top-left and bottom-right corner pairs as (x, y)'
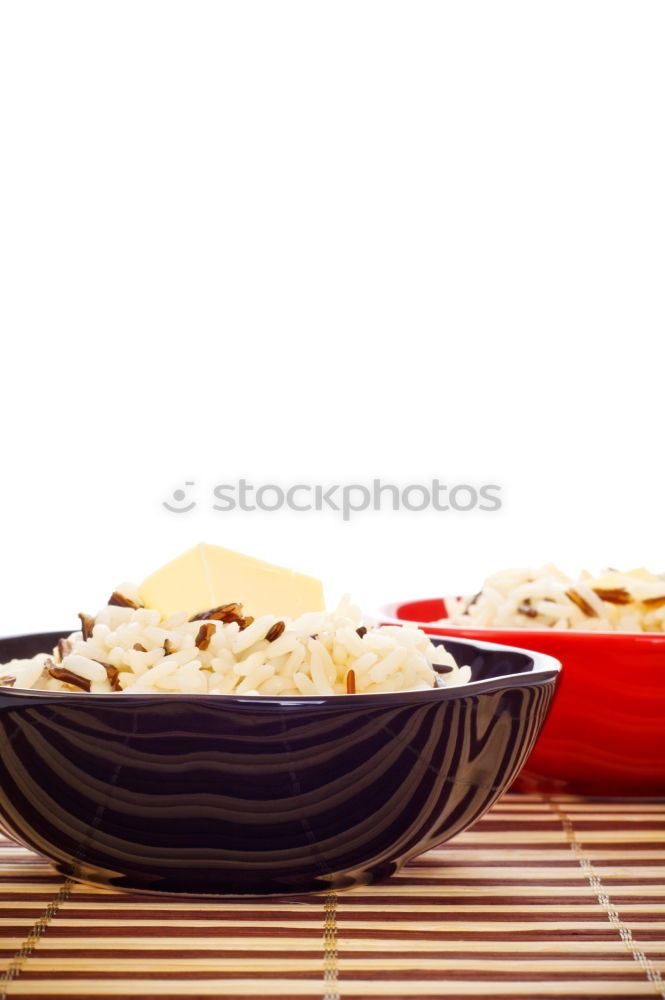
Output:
(0, 629), (560, 710)
(378, 598), (665, 641)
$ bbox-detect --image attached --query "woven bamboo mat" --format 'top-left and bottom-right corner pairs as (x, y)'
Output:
(0, 794), (663, 1000)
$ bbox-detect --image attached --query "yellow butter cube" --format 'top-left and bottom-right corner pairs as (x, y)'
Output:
(139, 543), (325, 620)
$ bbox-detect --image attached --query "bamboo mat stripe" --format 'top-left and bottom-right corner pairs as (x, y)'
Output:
(0, 794), (663, 1000)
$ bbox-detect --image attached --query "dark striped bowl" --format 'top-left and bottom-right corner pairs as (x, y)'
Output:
(0, 632), (559, 896)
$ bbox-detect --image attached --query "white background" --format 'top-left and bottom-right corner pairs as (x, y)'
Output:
(1, 1), (663, 634)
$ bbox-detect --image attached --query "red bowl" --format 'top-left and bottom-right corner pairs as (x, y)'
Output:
(381, 598), (665, 796)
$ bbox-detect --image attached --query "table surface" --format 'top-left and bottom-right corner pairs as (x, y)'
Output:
(0, 793), (663, 1000)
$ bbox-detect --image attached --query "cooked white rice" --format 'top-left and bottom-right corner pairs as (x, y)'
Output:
(440, 564), (665, 633)
(1, 588), (470, 695)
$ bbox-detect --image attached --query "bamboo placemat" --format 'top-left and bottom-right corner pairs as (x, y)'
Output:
(0, 794), (663, 1000)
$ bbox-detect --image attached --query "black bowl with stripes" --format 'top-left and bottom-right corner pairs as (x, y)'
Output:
(0, 633), (560, 896)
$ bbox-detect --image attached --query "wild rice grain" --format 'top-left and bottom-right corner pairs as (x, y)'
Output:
(57, 638), (73, 661)
(47, 662), (91, 692)
(108, 591), (142, 610)
(265, 621), (285, 643)
(195, 622), (216, 651)
(78, 613), (94, 641)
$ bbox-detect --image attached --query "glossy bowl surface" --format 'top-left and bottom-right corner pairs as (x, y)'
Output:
(382, 598), (665, 797)
(0, 630), (559, 896)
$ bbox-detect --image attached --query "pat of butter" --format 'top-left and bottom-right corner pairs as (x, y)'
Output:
(139, 543), (325, 620)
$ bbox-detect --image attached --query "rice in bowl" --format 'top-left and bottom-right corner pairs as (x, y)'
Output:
(0, 586), (470, 696)
(441, 564), (665, 633)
